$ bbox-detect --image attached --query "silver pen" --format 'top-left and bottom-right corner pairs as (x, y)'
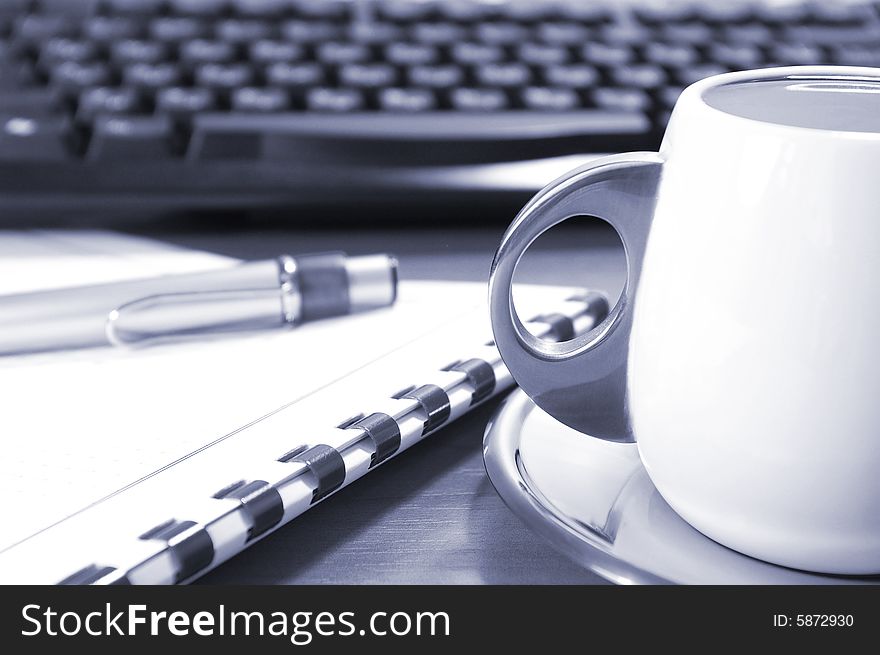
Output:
(0, 251), (398, 355)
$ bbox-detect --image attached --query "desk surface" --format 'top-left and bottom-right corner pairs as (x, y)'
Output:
(141, 223), (625, 584)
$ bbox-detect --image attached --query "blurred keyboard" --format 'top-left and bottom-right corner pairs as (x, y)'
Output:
(1, 0), (880, 216)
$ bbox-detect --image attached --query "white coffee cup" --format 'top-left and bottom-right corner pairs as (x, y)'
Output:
(489, 67), (880, 574)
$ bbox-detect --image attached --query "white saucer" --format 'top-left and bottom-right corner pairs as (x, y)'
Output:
(483, 389), (876, 584)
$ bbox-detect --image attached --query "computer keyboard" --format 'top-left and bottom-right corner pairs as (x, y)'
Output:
(1, 0), (879, 216)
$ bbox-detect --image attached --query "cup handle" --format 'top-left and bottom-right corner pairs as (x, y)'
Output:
(489, 152), (664, 442)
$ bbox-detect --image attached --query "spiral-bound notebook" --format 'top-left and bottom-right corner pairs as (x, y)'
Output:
(0, 231), (602, 585)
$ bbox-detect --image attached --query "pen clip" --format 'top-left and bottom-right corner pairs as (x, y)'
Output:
(105, 288), (288, 348)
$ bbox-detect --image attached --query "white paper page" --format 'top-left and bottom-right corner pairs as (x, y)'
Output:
(0, 276), (579, 584)
(0, 232), (497, 553)
(0, 230), (236, 293)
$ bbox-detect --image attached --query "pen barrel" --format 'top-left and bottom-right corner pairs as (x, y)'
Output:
(0, 259), (283, 355)
(292, 252), (398, 321)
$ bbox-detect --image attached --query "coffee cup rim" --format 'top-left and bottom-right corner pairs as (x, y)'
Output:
(680, 65), (880, 141)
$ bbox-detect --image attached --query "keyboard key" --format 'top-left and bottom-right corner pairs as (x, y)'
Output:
(673, 64), (729, 86)
(642, 42), (698, 68)
(281, 20), (341, 43)
(338, 63), (397, 88)
(771, 43), (824, 65)
(305, 87), (364, 112)
(111, 39), (170, 65)
(659, 86), (684, 108)
(169, 0), (228, 15)
(562, 4), (613, 24)
(231, 86), (290, 112)
(506, 3), (561, 23)
(521, 86), (579, 111)
(295, 0), (349, 20)
(611, 64), (666, 89)
(316, 41), (370, 64)
(14, 15), (75, 44)
(155, 86), (217, 115)
(517, 42), (569, 66)
(150, 17), (210, 42)
(378, 0), (435, 22)
(105, 0), (166, 13)
(450, 87), (508, 111)
(265, 61), (325, 87)
(0, 89), (60, 114)
(24, 0), (90, 16)
(808, 3), (873, 26)
(232, 0), (290, 17)
(593, 87), (650, 112)
(721, 23), (774, 45)
(87, 114), (173, 159)
(407, 64), (464, 89)
(50, 61), (112, 93)
(0, 113), (70, 160)
(659, 22), (714, 45)
(180, 39), (237, 66)
(216, 18), (273, 43)
(194, 62), (255, 90)
(411, 22), (466, 44)
(832, 45), (880, 67)
(0, 55), (33, 91)
(475, 22), (530, 45)
(377, 87), (436, 112)
(77, 86), (142, 121)
(123, 62), (182, 89)
(385, 42), (438, 66)
(535, 22), (589, 45)
(475, 62), (531, 87)
(754, 3), (809, 26)
(39, 38), (99, 68)
(633, 4), (695, 25)
(707, 43), (763, 69)
(543, 64), (598, 88)
(83, 16), (144, 42)
(249, 40), (303, 64)
(188, 111), (651, 162)
(597, 24), (652, 44)
(581, 42), (633, 66)
(697, 4), (754, 26)
(348, 22), (402, 44)
(807, 2), (873, 26)
(783, 25), (880, 45)
(451, 42), (504, 65)
(440, 1), (495, 22)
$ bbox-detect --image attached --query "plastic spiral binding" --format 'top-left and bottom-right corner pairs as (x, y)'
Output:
(58, 291), (608, 585)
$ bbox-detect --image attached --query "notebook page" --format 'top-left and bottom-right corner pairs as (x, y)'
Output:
(0, 232), (488, 552)
(0, 230), (237, 293)
(0, 280), (579, 584)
